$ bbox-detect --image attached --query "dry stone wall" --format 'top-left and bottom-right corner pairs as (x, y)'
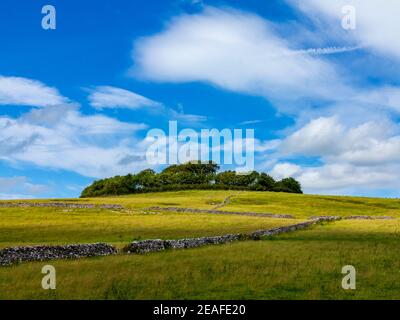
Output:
(123, 234), (243, 254)
(345, 215), (394, 220)
(0, 202), (123, 209)
(123, 217), (340, 254)
(249, 216), (340, 239)
(0, 243), (117, 266)
(147, 206), (294, 219)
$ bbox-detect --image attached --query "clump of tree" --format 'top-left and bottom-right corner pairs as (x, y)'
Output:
(80, 162), (302, 197)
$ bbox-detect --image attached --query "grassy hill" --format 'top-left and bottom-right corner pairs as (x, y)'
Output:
(1, 190), (400, 299)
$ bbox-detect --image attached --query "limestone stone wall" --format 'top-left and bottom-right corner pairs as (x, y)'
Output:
(0, 243), (117, 266)
(0, 202), (123, 209)
(123, 217), (340, 254)
(147, 206), (294, 219)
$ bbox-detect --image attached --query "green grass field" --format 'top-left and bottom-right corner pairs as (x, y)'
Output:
(1, 191), (400, 299)
(0, 207), (297, 249)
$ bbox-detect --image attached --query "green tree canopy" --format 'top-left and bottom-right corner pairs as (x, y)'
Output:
(80, 163), (302, 197)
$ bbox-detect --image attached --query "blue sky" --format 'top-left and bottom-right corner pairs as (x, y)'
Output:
(1, 0), (400, 199)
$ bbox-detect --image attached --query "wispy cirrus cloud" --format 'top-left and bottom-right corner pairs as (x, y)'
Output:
(0, 76), (68, 107)
(87, 85), (207, 124)
(88, 85), (162, 110)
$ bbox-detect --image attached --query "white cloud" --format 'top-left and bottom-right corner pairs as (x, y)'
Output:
(0, 76), (68, 107)
(0, 110), (152, 177)
(281, 116), (400, 166)
(131, 5), (400, 122)
(0, 76), (209, 178)
(354, 86), (400, 113)
(269, 115), (400, 194)
(288, 0), (400, 59)
(21, 104), (147, 134)
(87, 86), (207, 124)
(131, 5), (400, 119)
(88, 86), (162, 110)
(132, 6), (400, 116)
(281, 117), (345, 156)
(0, 104), (151, 178)
(132, 7), (345, 103)
(270, 160), (400, 195)
(295, 163), (399, 194)
(270, 163), (301, 180)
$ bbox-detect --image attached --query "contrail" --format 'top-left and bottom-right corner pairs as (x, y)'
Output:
(266, 45), (362, 59)
(291, 45), (363, 56)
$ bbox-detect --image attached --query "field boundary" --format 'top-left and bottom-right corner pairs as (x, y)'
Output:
(0, 243), (117, 266)
(123, 216), (340, 254)
(1, 213), (396, 266)
(212, 192), (242, 210)
(0, 217), (337, 266)
(0, 202), (124, 210)
(146, 206), (295, 219)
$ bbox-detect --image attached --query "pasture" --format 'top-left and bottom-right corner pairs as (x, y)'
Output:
(1, 191), (400, 299)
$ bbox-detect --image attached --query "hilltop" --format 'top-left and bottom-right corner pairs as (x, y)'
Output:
(81, 162), (302, 197)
